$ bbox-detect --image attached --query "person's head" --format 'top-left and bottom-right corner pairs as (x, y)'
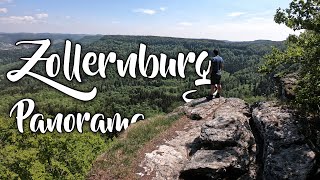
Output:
(213, 49), (219, 56)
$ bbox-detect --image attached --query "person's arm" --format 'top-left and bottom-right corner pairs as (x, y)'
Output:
(219, 59), (224, 71)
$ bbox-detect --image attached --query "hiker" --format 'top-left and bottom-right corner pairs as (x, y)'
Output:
(207, 49), (224, 100)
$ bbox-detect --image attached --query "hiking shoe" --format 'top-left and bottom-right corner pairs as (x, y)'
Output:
(215, 93), (220, 98)
(206, 95), (213, 100)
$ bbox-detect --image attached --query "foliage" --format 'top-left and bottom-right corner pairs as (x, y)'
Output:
(274, 0), (320, 32)
(0, 116), (108, 179)
(88, 114), (181, 179)
(260, 0), (320, 113)
(0, 34), (282, 179)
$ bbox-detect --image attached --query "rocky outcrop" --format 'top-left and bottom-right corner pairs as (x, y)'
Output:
(138, 98), (225, 180)
(140, 120), (203, 180)
(252, 102), (316, 179)
(181, 98), (256, 179)
(138, 98), (317, 180)
(274, 73), (298, 100)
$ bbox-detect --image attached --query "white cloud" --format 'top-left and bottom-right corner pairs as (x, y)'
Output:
(0, 19), (297, 41)
(246, 17), (269, 23)
(228, 12), (246, 17)
(0, 9), (298, 41)
(65, 16), (71, 19)
(178, 22), (192, 26)
(0, 9), (49, 24)
(0, 13), (48, 24)
(0, 16), (36, 24)
(246, 10), (274, 18)
(0, 7), (7, 13)
(0, 0), (12, 3)
(134, 8), (156, 15)
(111, 21), (120, 24)
(160, 7), (167, 11)
(206, 18), (301, 41)
(35, 13), (48, 19)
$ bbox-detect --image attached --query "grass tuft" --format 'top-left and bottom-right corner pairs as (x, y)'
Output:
(88, 113), (182, 179)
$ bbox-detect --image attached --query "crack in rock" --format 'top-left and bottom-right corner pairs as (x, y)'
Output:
(138, 99), (317, 180)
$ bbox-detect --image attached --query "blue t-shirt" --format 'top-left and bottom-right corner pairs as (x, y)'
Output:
(211, 55), (224, 75)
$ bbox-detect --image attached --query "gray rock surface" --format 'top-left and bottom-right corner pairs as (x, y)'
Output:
(138, 99), (317, 180)
(139, 108), (208, 180)
(138, 98), (225, 179)
(274, 73), (298, 100)
(180, 148), (248, 179)
(183, 97), (226, 120)
(181, 98), (256, 179)
(252, 101), (316, 179)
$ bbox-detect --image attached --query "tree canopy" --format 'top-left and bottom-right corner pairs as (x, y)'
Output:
(260, 0), (320, 113)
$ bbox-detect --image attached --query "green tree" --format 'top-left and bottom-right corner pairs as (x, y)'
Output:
(260, 0), (320, 113)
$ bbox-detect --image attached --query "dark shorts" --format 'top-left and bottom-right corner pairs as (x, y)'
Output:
(211, 74), (221, 85)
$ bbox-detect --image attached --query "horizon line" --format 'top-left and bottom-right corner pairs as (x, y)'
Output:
(0, 32), (286, 43)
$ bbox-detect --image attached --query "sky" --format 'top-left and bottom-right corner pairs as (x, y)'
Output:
(0, 0), (300, 41)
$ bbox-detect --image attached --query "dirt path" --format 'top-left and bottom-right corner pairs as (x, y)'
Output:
(131, 116), (202, 180)
(129, 115), (190, 179)
(89, 98), (226, 180)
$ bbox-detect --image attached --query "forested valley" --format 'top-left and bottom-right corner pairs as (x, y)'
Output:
(0, 33), (283, 179)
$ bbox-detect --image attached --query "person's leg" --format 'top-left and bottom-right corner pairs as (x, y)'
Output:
(216, 84), (222, 98)
(215, 75), (222, 98)
(210, 85), (217, 95)
(207, 75), (216, 100)
(207, 85), (215, 100)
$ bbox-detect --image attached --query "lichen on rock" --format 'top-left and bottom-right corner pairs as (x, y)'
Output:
(138, 98), (317, 180)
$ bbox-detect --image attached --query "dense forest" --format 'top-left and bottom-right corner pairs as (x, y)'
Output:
(0, 33), (283, 179)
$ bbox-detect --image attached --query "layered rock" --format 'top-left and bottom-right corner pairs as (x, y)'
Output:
(180, 98), (256, 179)
(139, 98), (226, 180)
(140, 121), (202, 180)
(138, 98), (317, 180)
(274, 73), (298, 100)
(252, 101), (316, 179)
(183, 97), (226, 120)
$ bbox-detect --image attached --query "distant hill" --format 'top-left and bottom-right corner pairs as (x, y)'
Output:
(0, 33), (104, 50)
(0, 33), (87, 44)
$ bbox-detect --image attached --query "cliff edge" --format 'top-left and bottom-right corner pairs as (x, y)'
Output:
(137, 98), (318, 180)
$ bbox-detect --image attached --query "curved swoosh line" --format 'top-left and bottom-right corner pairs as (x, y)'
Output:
(182, 90), (197, 103)
(10, 70), (97, 101)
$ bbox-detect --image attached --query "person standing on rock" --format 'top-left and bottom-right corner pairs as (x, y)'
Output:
(207, 49), (224, 100)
